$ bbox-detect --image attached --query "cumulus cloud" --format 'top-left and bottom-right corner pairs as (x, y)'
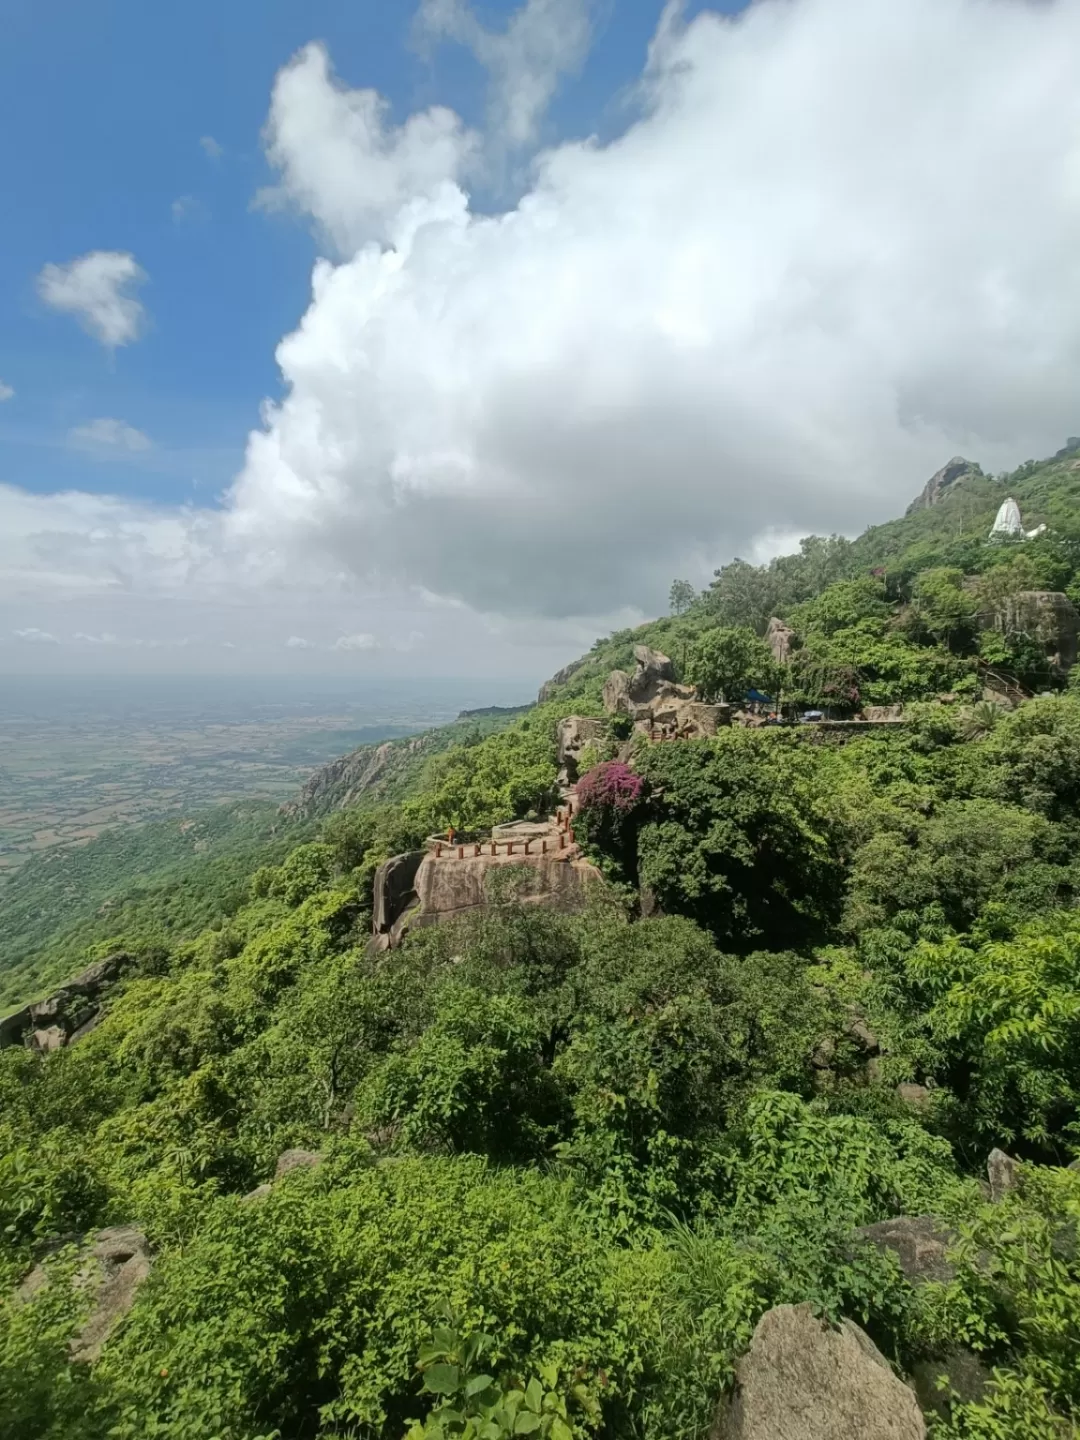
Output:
(10, 0), (1080, 678)
(415, 0), (592, 150)
(14, 627), (60, 644)
(0, 382), (13, 402)
(228, 0), (1080, 624)
(200, 135), (224, 159)
(255, 41), (478, 251)
(285, 634), (315, 648)
(333, 631), (378, 650)
(37, 251), (148, 348)
(69, 418), (153, 453)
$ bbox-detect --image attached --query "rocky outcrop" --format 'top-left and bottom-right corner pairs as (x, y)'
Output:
(372, 847), (601, 951)
(712, 1303), (925, 1439)
(284, 734), (434, 820)
(0, 953), (132, 1053)
(17, 1226), (152, 1364)
(906, 457), (980, 514)
(372, 851), (425, 948)
(556, 716), (608, 786)
(603, 646), (730, 738)
(989, 591), (1079, 671)
(537, 659), (587, 704)
(856, 1216), (958, 1285)
(765, 617), (795, 665)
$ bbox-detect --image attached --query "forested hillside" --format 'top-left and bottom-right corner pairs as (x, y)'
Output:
(4, 445), (1080, 1439)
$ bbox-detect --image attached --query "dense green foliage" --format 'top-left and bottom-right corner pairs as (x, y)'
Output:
(5, 445), (1080, 1439)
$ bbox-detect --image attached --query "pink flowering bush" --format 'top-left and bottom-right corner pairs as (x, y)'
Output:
(576, 762), (644, 814)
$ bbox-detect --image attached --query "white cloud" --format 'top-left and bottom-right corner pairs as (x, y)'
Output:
(73, 631), (122, 645)
(200, 135), (224, 159)
(255, 41), (478, 252)
(69, 417), (153, 453)
(14, 627), (60, 644)
(230, 0), (1080, 624)
(37, 251), (148, 349)
(333, 631), (378, 650)
(0, 382), (13, 402)
(171, 195), (204, 223)
(416, 0), (592, 151)
(9, 0), (1080, 679)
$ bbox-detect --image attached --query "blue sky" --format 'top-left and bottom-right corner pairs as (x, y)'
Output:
(0, 0), (740, 508)
(1, 0), (1077, 677)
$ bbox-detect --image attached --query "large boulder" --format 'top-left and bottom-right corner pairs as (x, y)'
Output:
(765, 617), (795, 665)
(987, 1148), (1021, 1202)
(712, 1303), (925, 1440)
(856, 1216), (958, 1285)
(906, 457), (980, 514)
(602, 669), (632, 715)
(372, 848), (601, 950)
(626, 646), (679, 707)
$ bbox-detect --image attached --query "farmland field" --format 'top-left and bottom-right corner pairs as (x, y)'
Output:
(0, 674), (529, 879)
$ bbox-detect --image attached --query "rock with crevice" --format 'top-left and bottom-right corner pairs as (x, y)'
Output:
(17, 1225), (153, 1364)
(856, 1215), (958, 1285)
(711, 1302), (925, 1440)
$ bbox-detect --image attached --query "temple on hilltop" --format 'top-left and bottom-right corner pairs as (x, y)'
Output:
(989, 496), (1046, 542)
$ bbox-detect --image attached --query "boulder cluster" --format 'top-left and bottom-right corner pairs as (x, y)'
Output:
(602, 644), (731, 737)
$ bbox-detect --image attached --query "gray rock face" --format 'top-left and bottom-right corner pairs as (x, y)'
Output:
(906, 457), (980, 514)
(911, 1350), (991, 1421)
(602, 669), (632, 715)
(537, 658), (586, 704)
(712, 1303), (925, 1440)
(987, 1148), (1021, 1202)
(0, 953), (133, 1053)
(556, 715), (608, 785)
(857, 1216), (958, 1285)
(765, 617), (795, 665)
(991, 591), (1080, 672)
(371, 851), (425, 947)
